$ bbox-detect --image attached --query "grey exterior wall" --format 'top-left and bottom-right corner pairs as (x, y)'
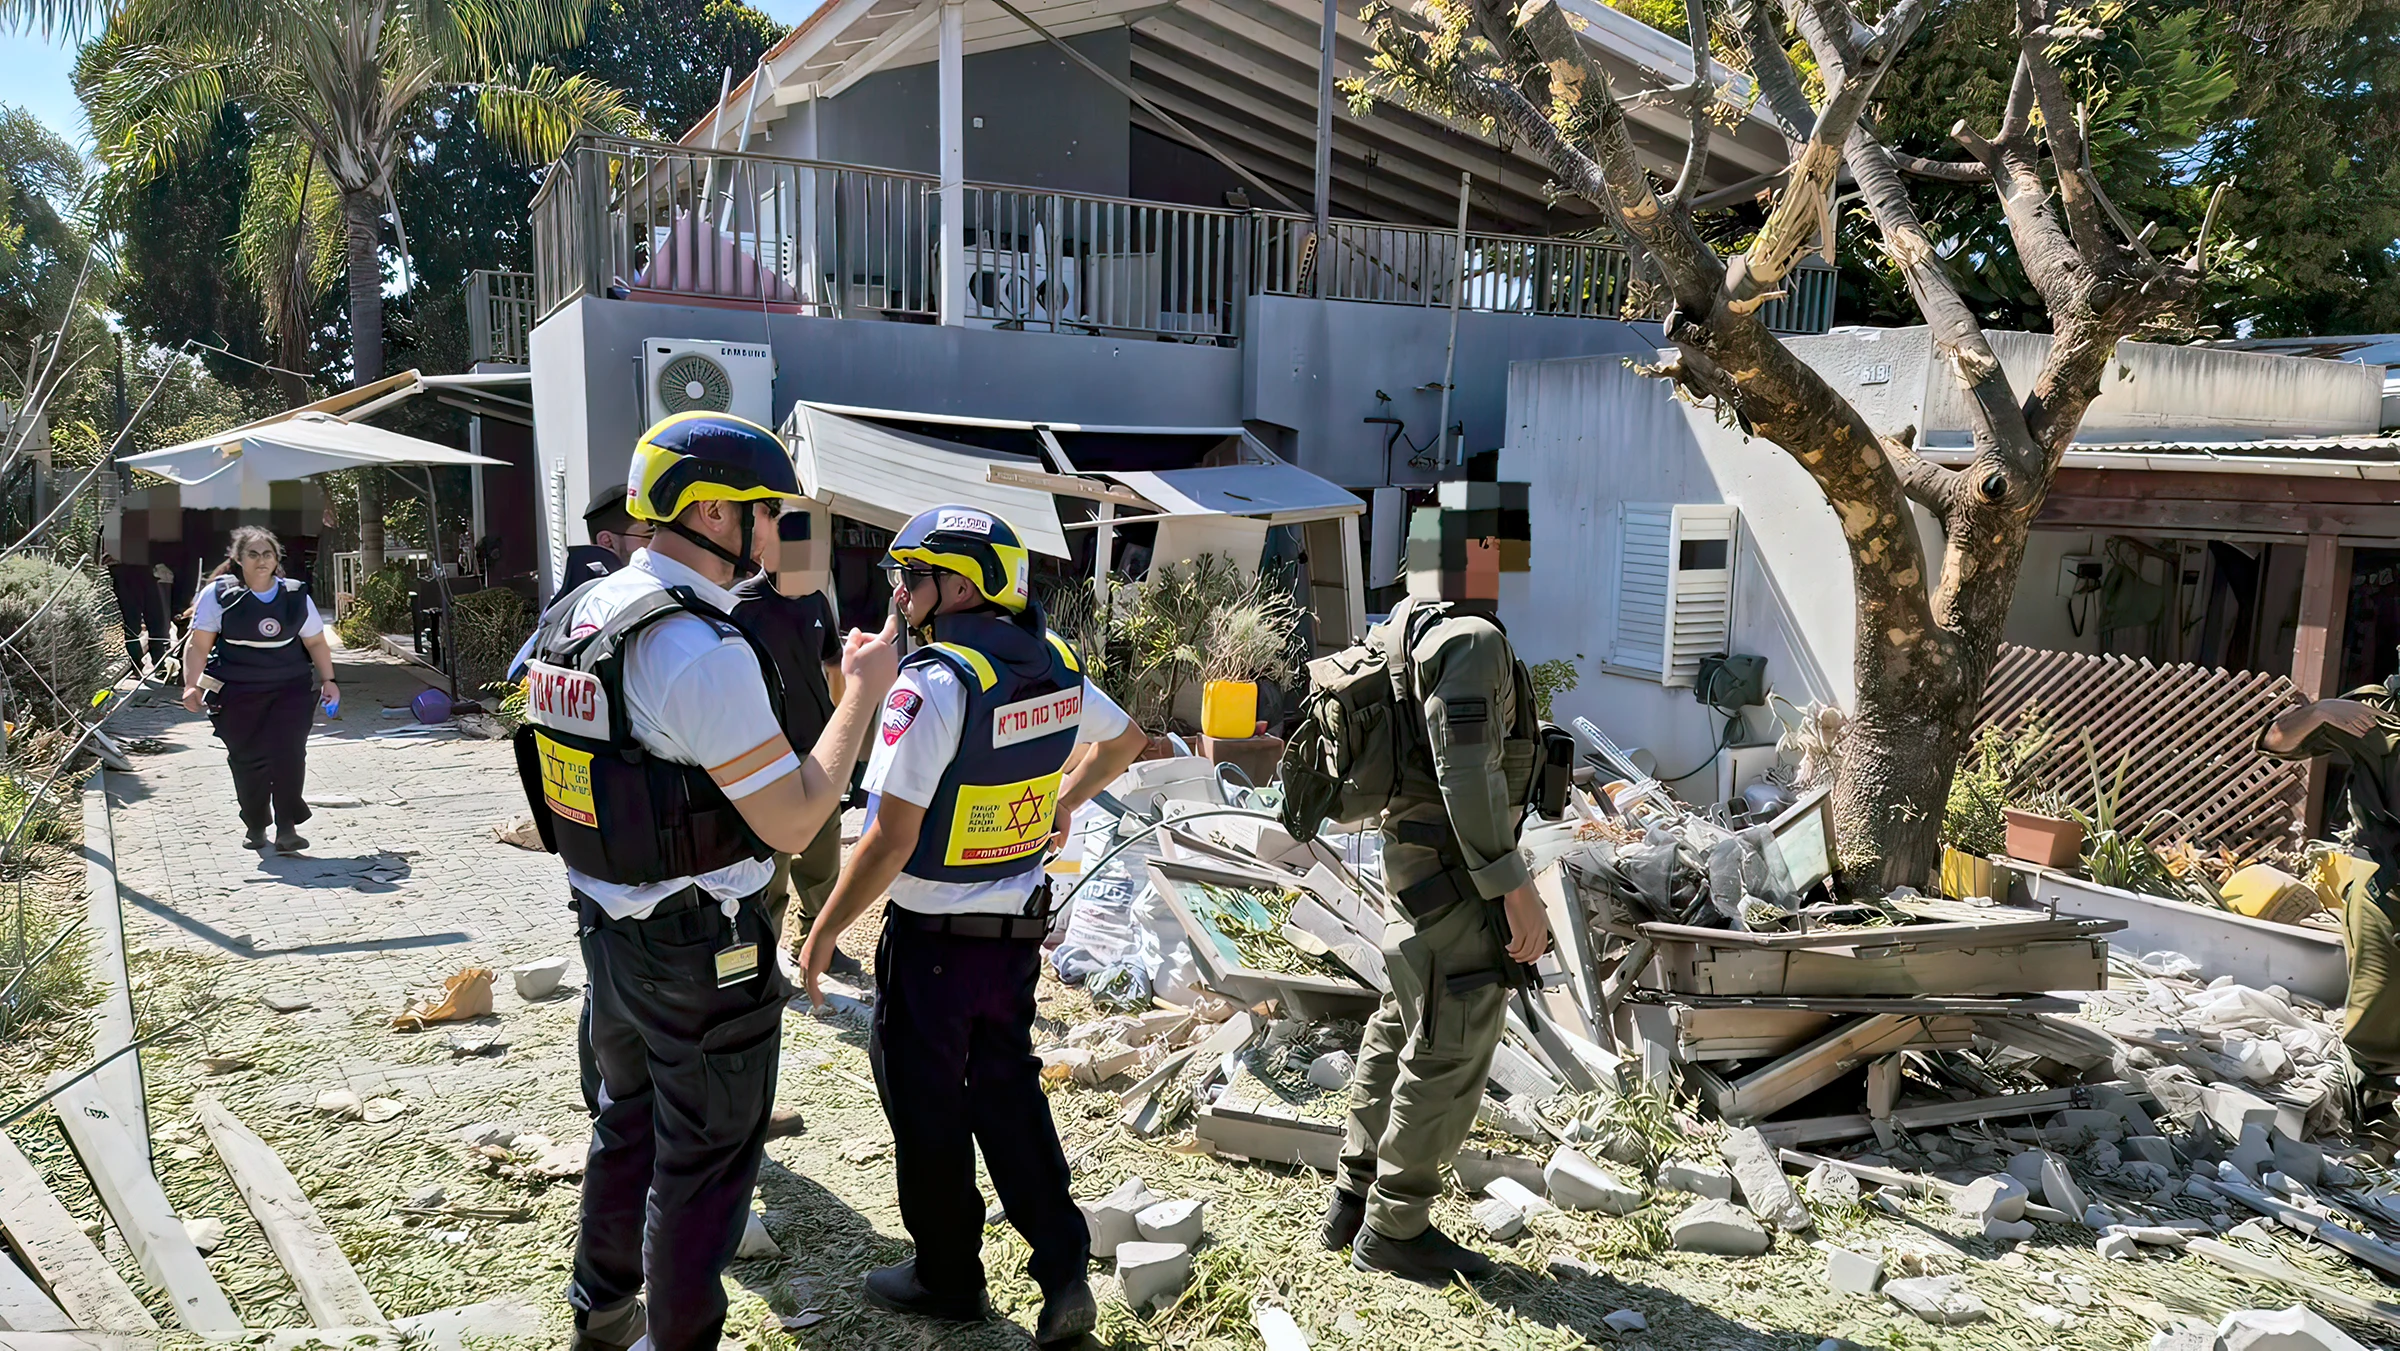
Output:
(530, 291), (1668, 591)
(799, 30), (1131, 196)
(1242, 294), (1661, 488)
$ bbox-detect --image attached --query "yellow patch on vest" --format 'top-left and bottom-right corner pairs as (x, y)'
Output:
(944, 771), (1063, 867)
(535, 733), (599, 827)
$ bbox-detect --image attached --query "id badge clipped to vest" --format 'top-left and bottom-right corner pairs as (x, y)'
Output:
(712, 894), (759, 988)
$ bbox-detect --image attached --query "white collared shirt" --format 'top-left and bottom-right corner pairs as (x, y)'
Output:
(559, 549), (797, 919)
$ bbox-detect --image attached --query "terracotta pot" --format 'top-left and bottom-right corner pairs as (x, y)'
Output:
(2003, 809), (2085, 870)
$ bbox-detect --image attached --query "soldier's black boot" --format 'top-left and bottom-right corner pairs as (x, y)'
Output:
(862, 1259), (988, 1322)
(1032, 1278), (1097, 1346)
(1320, 1188), (1367, 1250)
(1351, 1224), (1495, 1284)
(568, 1296), (644, 1351)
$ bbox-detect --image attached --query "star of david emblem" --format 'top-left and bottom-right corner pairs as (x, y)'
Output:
(1001, 783), (1048, 838)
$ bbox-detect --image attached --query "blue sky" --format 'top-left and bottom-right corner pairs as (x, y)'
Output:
(2, 1), (825, 151)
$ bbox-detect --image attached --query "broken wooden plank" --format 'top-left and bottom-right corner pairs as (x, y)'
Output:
(1662, 939), (2110, 999)
(1722, 1016), (1930, 1122)
(1285, 894), (1387, 994)
(195, 1098), (385, 1329)
(2186, 1237), (2400, 1334)
(1667, 993), (2085, 1015)
(1534, 865), (1604, 1021)
(0, 1133), (157, 1334)
(2209, 1175), (2400, 1282)
(1865, 1055), (1903, 1120)
(0, 1334), (158, 1351)
(1756, 1084), (2140, 1148)
(80, 775), (146, 1148)
(1971, 1013), (2121, 1069)
(49, 1078), (241, 1340)
(1635, 915), (2123, 950)
(0, 1245), (72, 1333)
(1624, 1003), (1677, 1094)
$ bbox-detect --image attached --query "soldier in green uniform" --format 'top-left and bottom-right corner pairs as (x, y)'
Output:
(2261, 686), (2400, 1104)
(1319, 595), (1550, 1284)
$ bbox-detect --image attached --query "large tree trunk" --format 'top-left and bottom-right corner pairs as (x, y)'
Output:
(345, 187), (385, 575)
(1838, 650), (1979, 892)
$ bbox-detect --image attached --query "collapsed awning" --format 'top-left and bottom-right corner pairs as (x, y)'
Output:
(782, 403), (1071, 557)
(1111, 463), (1365, 522)
(119, 411), (505, 487)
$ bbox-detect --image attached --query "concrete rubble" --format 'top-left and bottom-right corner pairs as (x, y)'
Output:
(1656, 1159), (1734, 1200)
(1080, 1177), (1161, 1260)
(1881, 1274), (1989, 1325)
(1116, 1241), (1194, 1308)
(1821, 1245), (1882, 1294)
(1669, 1198), (1770, 1255)
(1544, 1147), (1642, 1215)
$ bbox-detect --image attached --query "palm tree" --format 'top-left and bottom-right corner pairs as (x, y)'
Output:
(67, 0), (643, 569)
(233, 136), (342, 407)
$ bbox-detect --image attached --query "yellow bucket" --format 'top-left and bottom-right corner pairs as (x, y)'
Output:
(1201, 680), (1258, 740)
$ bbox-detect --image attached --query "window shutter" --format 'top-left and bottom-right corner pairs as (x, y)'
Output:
(1664, 504), (1738, 688)
(1612, 504), (1673, 678)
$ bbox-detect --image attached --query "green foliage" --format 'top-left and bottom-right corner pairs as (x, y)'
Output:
(1943, 715), (2049, 857)
(0, 556), (114, 731)
(448, 586), (531, 695)
(0, 105), (106, 378)
(1098, 555), (1302, 730)
(2064, 729), (2189, 899)
(1528, 656), (1580, 721)
(1854, 0), (2400, 337)
(334, 563), (414, 648)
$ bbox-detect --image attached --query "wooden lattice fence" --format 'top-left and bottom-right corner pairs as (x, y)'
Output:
(1971, 644), (2309, 859)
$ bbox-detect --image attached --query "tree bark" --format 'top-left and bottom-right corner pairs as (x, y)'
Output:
(344, 187), (385, 575)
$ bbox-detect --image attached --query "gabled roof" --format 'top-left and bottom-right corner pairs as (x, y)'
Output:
(686, 0), (1788, 232)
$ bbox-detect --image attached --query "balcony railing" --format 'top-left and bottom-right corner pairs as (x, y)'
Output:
(529, 136), (1836, 342)
(468, 269), (536, 365)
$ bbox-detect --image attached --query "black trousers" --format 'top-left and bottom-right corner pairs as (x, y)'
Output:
(209, 679), (316, 832)
(107, 565), (169, 668)
(869, 913), (1089, 1299)
(571, 887), (788, 1351)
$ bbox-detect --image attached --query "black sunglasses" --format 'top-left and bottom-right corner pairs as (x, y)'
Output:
(881, 563), (940, 586)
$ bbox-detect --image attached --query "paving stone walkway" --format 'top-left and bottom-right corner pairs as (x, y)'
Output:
(107, 644), (565, 1017)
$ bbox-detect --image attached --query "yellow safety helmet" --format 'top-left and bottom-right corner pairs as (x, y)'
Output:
(625, 412), (800, 523)
(625, 412), (800, 577)
(884, 505), (1033, 613)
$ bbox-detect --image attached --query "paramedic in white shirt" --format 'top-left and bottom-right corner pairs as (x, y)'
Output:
(798, 505), (1150, 1348)
(512, 413), (897, 1351)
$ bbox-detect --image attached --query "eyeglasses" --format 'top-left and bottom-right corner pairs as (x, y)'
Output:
(238, 549), (278, 561)
(882, 563), (940, 587)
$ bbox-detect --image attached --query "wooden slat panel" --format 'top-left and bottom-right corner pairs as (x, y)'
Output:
(195, 1100), (384, 1330)
(1973, 644), (2307, 858)
(0, 1134), (157, 1334)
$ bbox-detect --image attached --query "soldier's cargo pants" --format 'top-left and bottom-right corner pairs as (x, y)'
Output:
(1338, 893), (1512, 1241)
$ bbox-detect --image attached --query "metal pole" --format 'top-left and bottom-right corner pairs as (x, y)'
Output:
(1435, 171), (1470, 466)
(938, 0), (967, 327)
(1312, 0), (1337, 295)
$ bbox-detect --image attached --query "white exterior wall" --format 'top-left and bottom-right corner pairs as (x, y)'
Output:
(1499, 354), (1857, 797)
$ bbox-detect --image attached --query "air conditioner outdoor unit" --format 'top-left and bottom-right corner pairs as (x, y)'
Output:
(642, 338), (775, 428)
(966, 253), (1079, 328)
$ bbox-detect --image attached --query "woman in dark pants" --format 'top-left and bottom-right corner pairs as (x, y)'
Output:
(179, 527), (338, 852)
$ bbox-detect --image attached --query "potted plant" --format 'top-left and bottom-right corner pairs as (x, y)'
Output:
(2003, 787), (2085, 870)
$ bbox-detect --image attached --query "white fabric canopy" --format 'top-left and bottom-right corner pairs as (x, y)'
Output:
(782, 404), (1070, 557)
(1112, 463), (1364, 522)
(120, 411), (503, 492)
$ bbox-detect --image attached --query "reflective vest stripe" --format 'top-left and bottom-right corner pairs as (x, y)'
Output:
(924, 641), (998, 690)
(1044, 631), (1081, 673)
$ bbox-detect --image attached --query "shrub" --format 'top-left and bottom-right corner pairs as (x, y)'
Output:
(448, 587), (531, 695)
(0, 556), (112, 730)
(1103, 555), (1301, 730)
(1528, 657), (1580, 720)
(334, 563), (413, 648)
(1943, 714), (2049, 857)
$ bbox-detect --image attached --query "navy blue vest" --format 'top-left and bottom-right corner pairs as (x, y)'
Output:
(899, 611), (1086, 886)
(204, 576), (314, 689)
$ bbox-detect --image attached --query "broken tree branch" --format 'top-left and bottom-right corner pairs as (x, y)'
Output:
(1728, 0), (1934, 309)
(1668, 0), (1715, 214)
